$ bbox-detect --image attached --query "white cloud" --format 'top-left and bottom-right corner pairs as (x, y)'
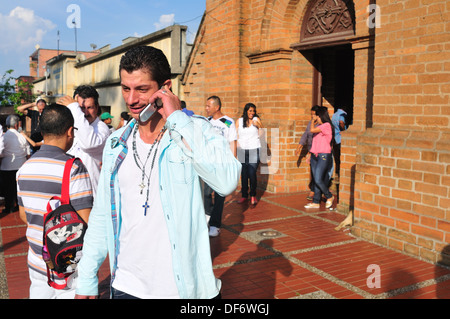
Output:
(154, 14), (175, 30)
(0, 7), (56, 53)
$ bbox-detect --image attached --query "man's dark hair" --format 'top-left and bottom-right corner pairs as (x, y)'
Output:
(36, 99), (47, 106)
(207, 96), (222, 109)
(73, 85), (100, 107)
(40, 104), (74, 137)
(120, 111), (130, 121)
(119, 46), (171, 87)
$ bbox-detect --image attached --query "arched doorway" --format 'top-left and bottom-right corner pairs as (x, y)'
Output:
(311, 44), (354, 126)
(293, 0), (356, 117)
(291, 0), (357, 199)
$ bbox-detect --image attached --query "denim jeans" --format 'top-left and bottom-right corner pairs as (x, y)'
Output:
(310, 153), (333, 204)
(111, 287), (221, 299)
(238, 148), (260, 198)
(111, 287), (139, 299)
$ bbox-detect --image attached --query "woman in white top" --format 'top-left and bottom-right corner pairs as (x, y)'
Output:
(236, 103), (262, 205)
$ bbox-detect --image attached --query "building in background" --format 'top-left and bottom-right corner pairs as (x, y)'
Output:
(181, 0), (450, 266)
(32, 25), (191, 127)
(29, 47), (100, 79)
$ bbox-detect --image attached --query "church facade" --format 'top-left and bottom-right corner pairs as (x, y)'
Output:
(181, 0), (450, 265)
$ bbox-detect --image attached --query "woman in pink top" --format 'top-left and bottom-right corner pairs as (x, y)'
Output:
(305, 106), (334, 209)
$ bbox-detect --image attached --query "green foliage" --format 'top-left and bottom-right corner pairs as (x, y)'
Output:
(0, 69), (36, 115)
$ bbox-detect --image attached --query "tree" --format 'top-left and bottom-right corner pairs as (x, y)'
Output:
(0, 69), (36, 115)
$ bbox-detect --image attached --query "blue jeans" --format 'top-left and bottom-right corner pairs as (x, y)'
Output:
(111, 287), (221, 299)
(310, 153), (333, 204)
(238, 148), (260, 198)
(111, 287), (139, 299)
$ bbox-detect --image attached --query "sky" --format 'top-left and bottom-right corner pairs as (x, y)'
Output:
(0, 0), (206, 79)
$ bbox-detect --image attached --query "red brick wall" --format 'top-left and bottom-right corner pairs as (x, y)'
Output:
(182, 0), (450, 265)
(347, 0), (450, 265)
(29, 49), (99, 77)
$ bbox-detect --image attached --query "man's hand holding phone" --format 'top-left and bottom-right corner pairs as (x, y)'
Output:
(140, 84), (181, 122)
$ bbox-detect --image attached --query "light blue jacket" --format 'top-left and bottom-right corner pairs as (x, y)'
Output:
(76, 110), (241, 298)
(331, 109), (347, 144)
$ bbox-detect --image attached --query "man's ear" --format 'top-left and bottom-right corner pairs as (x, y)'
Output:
(67, 126), (75, 139)
(163, 79), (172, 90)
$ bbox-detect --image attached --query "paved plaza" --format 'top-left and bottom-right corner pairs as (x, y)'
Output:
(1, 191), (450, 299)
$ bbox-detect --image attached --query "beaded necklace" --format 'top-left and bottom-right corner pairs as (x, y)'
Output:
(132, 124), (166, 216)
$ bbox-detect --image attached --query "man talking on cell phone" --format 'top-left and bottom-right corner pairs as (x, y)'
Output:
(75, 46), (241, 299)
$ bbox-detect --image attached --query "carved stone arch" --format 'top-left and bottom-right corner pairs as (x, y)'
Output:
(257, 0), (310, 52)
(300, 0), (355, 45)
(258, 0), (277, 51)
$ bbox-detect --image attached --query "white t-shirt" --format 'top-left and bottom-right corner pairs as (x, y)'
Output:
(209, 115), (237, 143)
(112, 128), (179, 299)
(237, 117), (261, 150)
(67, 102), (111, 196)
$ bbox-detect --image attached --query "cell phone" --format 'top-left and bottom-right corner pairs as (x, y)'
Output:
(139, 86), (164, 122)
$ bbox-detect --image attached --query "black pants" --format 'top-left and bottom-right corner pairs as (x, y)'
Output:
(239, 148), (260, 198)
(0, 170), (18, 213)
(203, 183), (225, 228)
(333, 143), (341, 178)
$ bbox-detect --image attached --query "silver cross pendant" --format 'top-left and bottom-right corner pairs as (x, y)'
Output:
(139, 183), (145, 194)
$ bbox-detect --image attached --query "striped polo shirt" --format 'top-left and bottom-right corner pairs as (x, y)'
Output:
(17, 144), (93, 276)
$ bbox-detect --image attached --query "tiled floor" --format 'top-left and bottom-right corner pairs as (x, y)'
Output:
(212, 192), (450, 299)
(1, 191), (450, 299)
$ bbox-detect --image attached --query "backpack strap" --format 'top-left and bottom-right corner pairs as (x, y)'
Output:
(46, 267), (73, 290)
(60, 157), (76, 205)
(45, 158), (76, 212)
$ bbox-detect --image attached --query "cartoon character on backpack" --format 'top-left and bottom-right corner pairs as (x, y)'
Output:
(47, 223), (84, 245)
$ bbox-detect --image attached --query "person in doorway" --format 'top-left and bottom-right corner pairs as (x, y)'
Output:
(75, 46), (241, 299)
(17, 103), (93, 299)
(204, 95), (237, 237)
(304, 106), (334, 209)
(236, 103), (262, 205)
(295, 105), (320, 201)
(331, 106), (347, 184)
(58, 85), (111, 196)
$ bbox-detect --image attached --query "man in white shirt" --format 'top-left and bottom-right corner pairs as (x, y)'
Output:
(0, 115), (30, 214)
(58, 85), (111, 196)
(204, 95), (237, 237)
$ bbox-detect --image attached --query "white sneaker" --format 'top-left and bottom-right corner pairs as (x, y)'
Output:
(209, 226), (220, 237)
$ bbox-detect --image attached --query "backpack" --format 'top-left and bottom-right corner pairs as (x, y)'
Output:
(42, 157), (88, 289)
